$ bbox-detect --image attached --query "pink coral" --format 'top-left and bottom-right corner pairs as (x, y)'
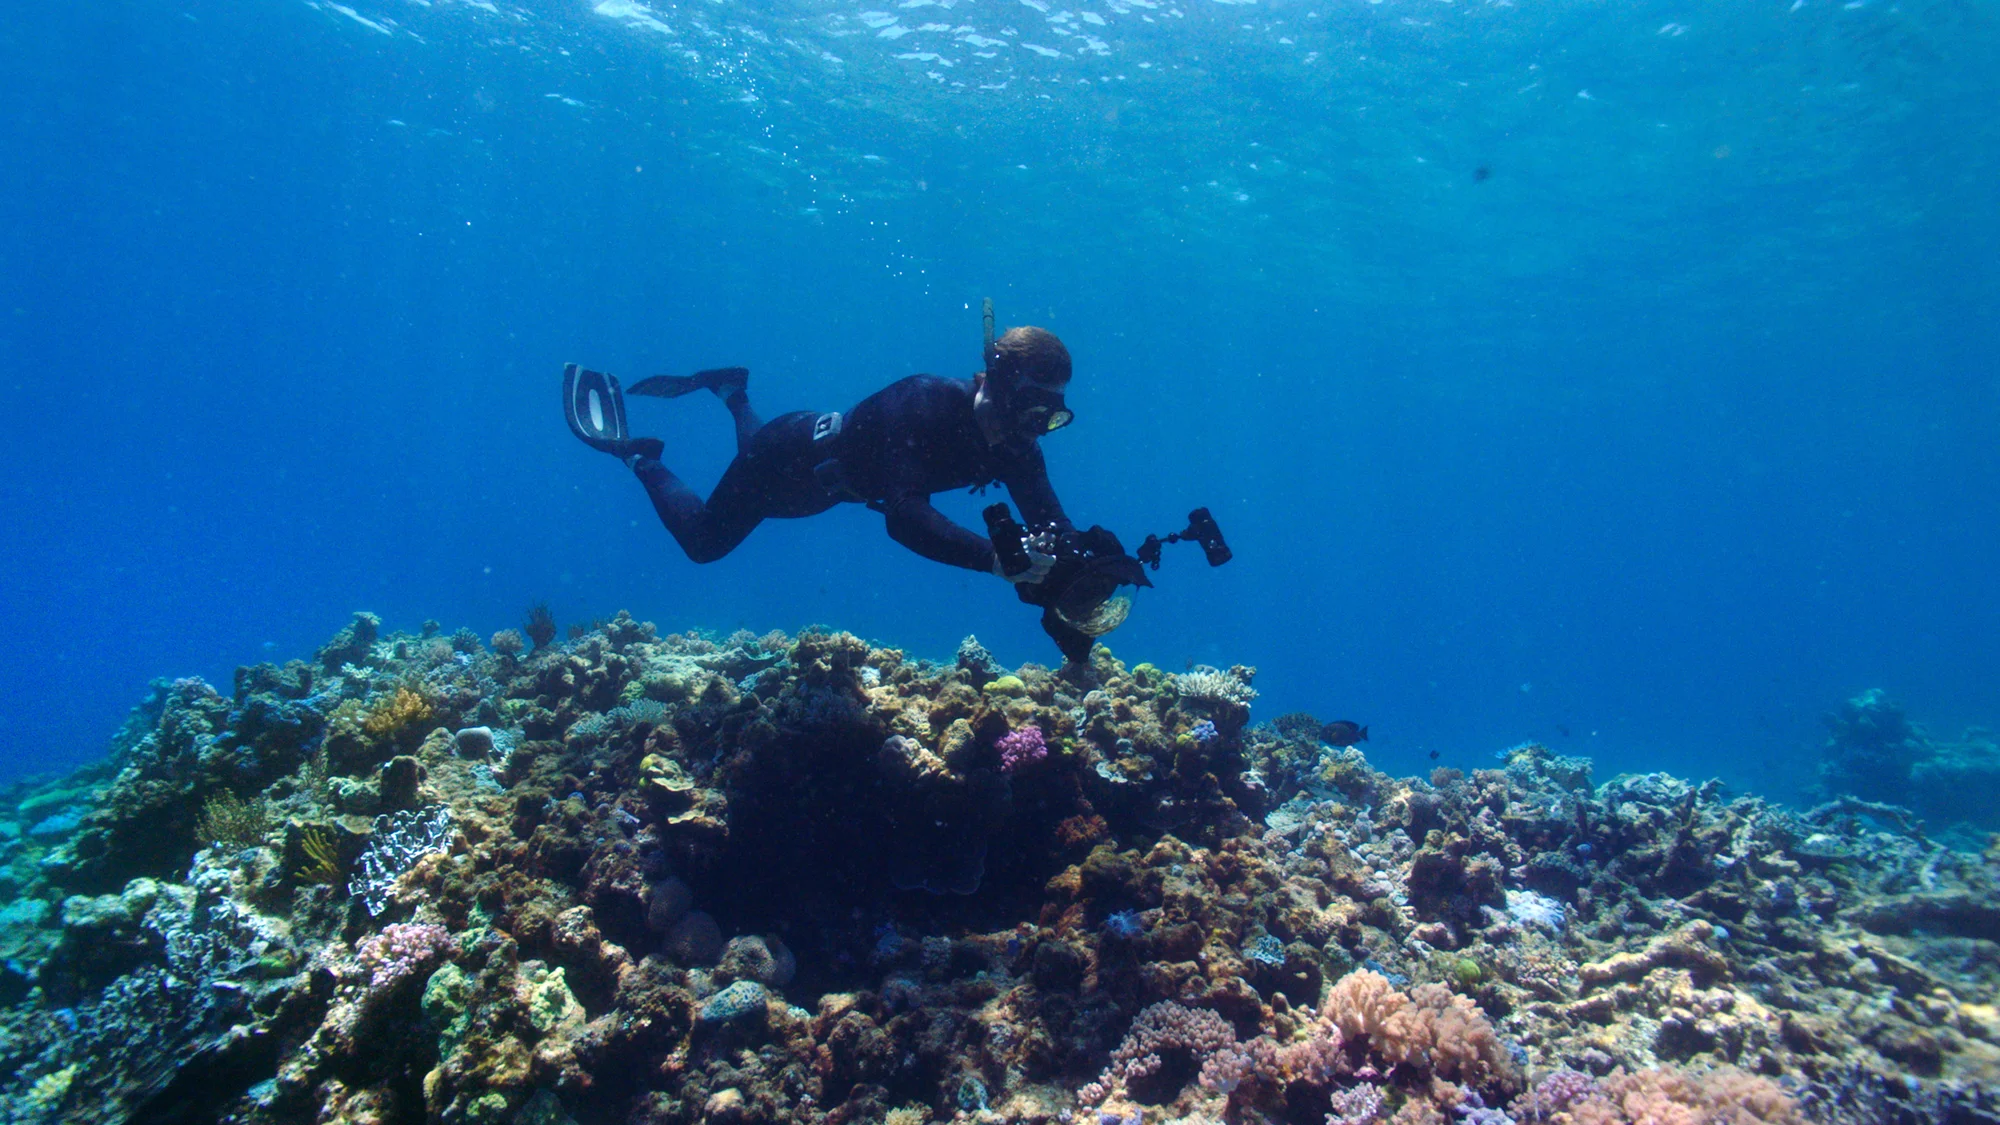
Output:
(1553, 1066), (1807, 1125)
(355, 921), (453, 990)
(1082, 1001), (1237, 1103)
(1327, 969), (1410, 1044)
(1272, 1031), (1344, 1085)
(1199, 1043), (1258, 1095)
(1194, 1012), (1345, 1105)
(996, 725), (1048, 773)
(1324, 971), (1511, 1087)
(1398, 983), (1509, 1084)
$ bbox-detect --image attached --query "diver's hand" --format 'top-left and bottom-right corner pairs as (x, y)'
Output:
(993, 547), (1056, 585)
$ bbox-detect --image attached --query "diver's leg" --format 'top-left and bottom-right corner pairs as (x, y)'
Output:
(631, 456), (764, 564)
(633, 411), (832, 560)
(724, 388), (764, 452)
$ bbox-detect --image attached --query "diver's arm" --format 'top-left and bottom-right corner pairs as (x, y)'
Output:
(883, 494), (998, 572)
(1000, 441), (1074, 533)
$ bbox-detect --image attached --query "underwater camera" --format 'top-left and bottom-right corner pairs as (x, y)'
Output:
(984, 502), (1233, 661)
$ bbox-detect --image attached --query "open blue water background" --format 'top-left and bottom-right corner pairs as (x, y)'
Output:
(1, 0), (1995, 798)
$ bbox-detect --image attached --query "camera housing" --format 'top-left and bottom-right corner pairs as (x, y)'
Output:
(984, 503), (1233, 662)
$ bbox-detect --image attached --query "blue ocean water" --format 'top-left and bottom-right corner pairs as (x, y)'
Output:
(0, 0), (1994, 799)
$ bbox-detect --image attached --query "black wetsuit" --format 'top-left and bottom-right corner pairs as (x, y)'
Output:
(632, 374), (1072, 569)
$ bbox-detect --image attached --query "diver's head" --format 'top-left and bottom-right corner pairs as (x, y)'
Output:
(977, 326), (1073, 442)
(988, 326), (1071, 388)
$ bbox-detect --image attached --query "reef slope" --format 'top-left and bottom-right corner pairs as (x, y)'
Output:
(0, 613), (1995, 1125)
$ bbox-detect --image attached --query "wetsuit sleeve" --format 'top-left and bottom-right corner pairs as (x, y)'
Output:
(883, 494), (998, 572)
(1001, 441), (1073, 533)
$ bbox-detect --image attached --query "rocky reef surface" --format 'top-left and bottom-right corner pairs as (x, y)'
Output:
(1, 612), (1997, 1125)
(1815, 688), (2000, 846)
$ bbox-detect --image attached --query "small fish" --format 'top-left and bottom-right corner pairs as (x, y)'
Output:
(1321, 721), (1369, 747)
(1473, 165), (1491, 181)
(1428, 750), (1440, 760)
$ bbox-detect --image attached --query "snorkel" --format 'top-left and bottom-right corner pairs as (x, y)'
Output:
(983, 296), (997, 371)
(977, 301), (1074, 440)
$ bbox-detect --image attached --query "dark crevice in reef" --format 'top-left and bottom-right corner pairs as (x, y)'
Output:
(130, 1027), (285, 1125)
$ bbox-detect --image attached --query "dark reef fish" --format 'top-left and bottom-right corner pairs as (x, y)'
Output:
(1321, 720), (1368, 747)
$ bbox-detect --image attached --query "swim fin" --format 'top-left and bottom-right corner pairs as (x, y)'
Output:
(629, 366), (749, 400)
(562, 363), (631, 454)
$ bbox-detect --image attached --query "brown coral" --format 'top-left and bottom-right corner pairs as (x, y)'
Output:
(364, 686), (434, 739)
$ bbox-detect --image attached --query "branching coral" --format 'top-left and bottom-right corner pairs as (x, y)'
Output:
(355, 922), (453, 990)
(1514, 1068), (1601, 1121)
(1327, 1082), (1387, 1124)
(297, 825), (342, 884)
(1080, 1001), (1238, 1104)
(1171, 665), (1259, 708)
(362, 686), (434, 739)
(195, 790), (270, 847)
(523, 603), (557, 650)
(996, 725), (1048, 773)
(489, 628), (526, 658)
(1200, 1019), (1346, 1101)
(349, 805), (455, 916)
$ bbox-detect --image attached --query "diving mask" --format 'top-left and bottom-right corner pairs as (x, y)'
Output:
(1011, 380), (1073, 433)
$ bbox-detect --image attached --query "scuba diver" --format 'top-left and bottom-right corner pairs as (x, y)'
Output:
(564, 309), (1141, 662)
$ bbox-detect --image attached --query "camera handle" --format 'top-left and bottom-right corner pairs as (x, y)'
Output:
(982, 502), (1033, 577)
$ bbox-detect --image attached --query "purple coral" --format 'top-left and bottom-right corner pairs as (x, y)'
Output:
(1510, 1069), (1599, 1122)
(355, 922), (452, 990)
(996, 725), (1049, 773)
(1454, 1093), (1517, 1125)
(1327, 1083), (1386, 1125)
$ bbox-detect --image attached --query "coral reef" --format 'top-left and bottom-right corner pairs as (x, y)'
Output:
(0, 616), (1993, 1125)
(1817, 688), (2000, 841)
